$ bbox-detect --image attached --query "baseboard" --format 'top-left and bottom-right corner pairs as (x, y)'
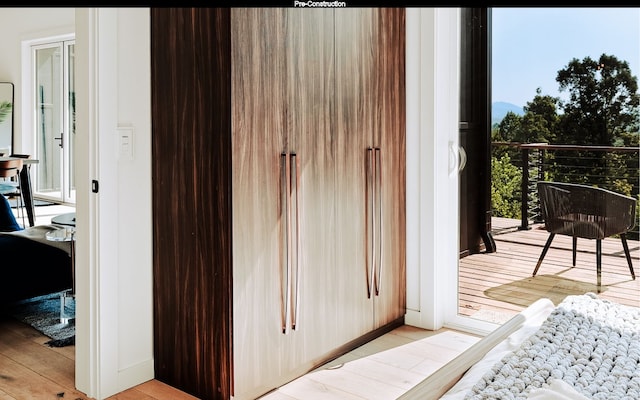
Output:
(113, 359), (155, 399)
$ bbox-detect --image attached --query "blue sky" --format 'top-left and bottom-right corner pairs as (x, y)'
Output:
(492, 8), (640, 108)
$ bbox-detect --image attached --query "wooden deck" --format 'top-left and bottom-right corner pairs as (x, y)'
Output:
(459, 217), (640, 324)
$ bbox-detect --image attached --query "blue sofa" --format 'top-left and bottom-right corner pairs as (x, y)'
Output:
(0, 195), (72, 303)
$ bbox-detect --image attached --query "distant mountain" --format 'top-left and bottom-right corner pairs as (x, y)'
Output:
(492, 102), (524, 126)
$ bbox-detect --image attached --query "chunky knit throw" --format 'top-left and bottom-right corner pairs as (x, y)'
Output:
(465, 293), (640, 400)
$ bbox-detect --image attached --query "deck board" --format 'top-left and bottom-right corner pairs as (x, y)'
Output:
(459, 219), (640, 323)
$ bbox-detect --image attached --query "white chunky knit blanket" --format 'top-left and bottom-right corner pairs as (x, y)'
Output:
(464, 293), (640, 400)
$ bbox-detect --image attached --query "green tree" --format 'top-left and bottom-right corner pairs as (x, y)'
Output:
(492, 54), (639, 226)
(491, 153), (521, 218)
(521, 89), (560, 143)
(556, 54), (639, 146)
(495, 89), (560, 144)
(495, 111), (521, 143)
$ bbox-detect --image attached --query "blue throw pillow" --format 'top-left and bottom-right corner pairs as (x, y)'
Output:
(0, 194), (22, 231)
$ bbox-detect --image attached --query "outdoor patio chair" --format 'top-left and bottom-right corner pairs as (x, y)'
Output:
(533, 181), (637, 291)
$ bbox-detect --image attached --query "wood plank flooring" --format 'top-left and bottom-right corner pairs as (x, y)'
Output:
(258, 327), (480, 400)
(459, 218), (640, 323)
(0, 314), (476, 400)
(0, 315), (200, 400)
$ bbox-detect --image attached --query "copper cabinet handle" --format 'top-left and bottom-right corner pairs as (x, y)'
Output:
(290, 153), (300, 330)
(374, 148), (383, 296)
(366, 148), (374, 298)
(280, 152), (301, 334)
(280, 153), (290, 333)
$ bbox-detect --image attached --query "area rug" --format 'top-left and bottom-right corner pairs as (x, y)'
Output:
(2, 291), (75, 347)
(8, 198), (55, 208)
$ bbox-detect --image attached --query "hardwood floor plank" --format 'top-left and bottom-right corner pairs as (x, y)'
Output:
(264, 328), (481, 400)
(257, 390), (297, 400)
(292, 368), (407, 400)
(459, 220), (639, 319)
(113, 379), (199, 400)
(104, 389), (154, 400)
(271, 375), (367, 400)
(337, 357), (427, 390)
(0, 352), (89, 400)
(0, 321), (76, 391)
(0, 392), (15, 400)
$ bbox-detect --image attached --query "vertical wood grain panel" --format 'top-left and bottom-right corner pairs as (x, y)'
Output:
(151, 8), (232, 400)
(286, 6), (338, 364)
(375, 8), (406, 327)
(334, 8), (406, 334)
(232, 9), (341, 399)
(231, 8), (289, 400)
(334, 8), (379, 340)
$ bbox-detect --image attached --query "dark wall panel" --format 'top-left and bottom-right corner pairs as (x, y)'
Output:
(151, 8), (232, 400)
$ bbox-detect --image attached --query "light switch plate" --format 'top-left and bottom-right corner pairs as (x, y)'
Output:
(117, 127), (134, 160)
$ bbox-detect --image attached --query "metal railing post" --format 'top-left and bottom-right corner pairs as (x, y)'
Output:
(519, 146), (530, 230)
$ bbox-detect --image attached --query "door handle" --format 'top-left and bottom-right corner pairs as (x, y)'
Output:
(458, 145), (467, 173)
(448, 142), (467, 176)
(54, 133), (64, 148)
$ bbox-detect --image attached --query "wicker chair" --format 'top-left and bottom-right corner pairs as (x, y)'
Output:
(533, 181), (637, 291)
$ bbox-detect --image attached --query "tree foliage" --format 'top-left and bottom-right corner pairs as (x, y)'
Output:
(491, 54), (639, 220)
(491, 153), (521, 218)
(556, 54), (639, 145)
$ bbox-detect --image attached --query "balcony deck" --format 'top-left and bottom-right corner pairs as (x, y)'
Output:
(459, 217), (640, 324)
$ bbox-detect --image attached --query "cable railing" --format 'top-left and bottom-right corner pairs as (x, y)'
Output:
(492, 142), (640, 240)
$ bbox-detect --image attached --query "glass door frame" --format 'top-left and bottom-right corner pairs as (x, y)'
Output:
(31, 38), (76, 204)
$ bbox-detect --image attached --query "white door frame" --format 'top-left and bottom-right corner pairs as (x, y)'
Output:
(75, 8), (119, 398)
(75, 8), (154, 399)
(404, 8), (498, 336)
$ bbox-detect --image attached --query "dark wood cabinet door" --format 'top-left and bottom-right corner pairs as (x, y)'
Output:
(151, 8), (233, 400)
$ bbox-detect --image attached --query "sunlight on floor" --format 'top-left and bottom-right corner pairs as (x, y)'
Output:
(260, 329), (481, 400)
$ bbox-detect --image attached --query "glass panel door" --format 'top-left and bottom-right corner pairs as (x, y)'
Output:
(33, 40), (76, 204)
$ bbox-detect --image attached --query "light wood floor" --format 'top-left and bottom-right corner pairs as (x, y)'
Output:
(0, 315), (199, 400)
(258, 326), (480, 400)
(0, 314), (477, 400)
(6, 203), (481, 400)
